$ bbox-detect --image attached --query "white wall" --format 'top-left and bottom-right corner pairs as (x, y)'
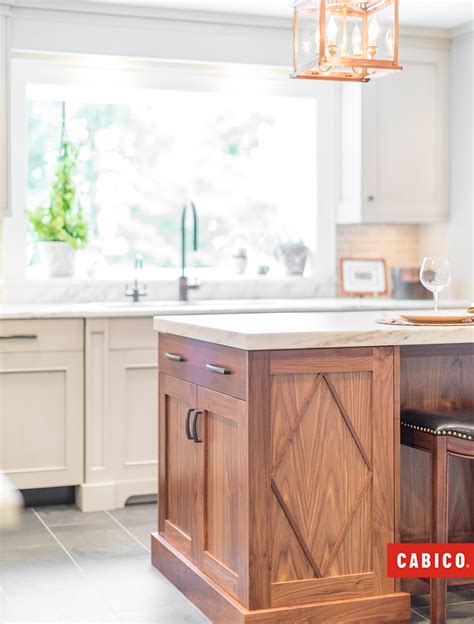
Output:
(8, 2), (292, 67)
(420, 24), (474, 300)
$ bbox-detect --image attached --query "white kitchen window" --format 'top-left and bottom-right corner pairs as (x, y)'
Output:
(26, 84), (317, 279)
(3, 55), (337, 302)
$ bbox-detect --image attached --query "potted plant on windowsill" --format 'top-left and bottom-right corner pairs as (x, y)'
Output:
(277, 239), (309, 276)
(29, 123), (88, 278)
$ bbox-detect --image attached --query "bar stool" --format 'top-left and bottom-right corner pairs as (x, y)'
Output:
(401, 408), (474, 624)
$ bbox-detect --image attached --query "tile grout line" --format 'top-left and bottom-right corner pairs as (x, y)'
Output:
(412, 600), (474, 622)
(30, 507), (91, 580)
(447, 598), (474, 607)
(0, 542), (70, 552)
(104, 511), (150, 554)
(412, 598), (474, 612)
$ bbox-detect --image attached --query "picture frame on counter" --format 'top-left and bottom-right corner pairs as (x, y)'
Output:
(339, 258), (388, 297)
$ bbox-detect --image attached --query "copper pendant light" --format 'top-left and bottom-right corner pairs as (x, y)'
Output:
(292, 0), (402, 82)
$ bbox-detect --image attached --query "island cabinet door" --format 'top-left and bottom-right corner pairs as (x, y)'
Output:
(159, 373), (200, 563)
(194, 386), (249, 606)
(267, 346), (396, 608)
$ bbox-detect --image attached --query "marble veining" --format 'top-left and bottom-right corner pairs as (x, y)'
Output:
(153, 310), (474, 350)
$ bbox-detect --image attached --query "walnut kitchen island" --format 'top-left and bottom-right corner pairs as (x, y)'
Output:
(152, 311), (474, 624)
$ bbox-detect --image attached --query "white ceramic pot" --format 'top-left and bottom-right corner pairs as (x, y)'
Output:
(38, 241), (76, 277)
(279, 246), (308, 276)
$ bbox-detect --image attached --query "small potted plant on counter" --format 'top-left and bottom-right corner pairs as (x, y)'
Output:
(277, 239), (309, 276)
(29, 116), (88, 277)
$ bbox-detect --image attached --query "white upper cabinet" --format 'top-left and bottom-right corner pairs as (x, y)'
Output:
(0, 10), (10, 217)
(338, 41), (449, 224)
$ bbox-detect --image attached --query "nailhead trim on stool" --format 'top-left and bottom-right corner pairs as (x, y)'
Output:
(401, 421), (473, 440)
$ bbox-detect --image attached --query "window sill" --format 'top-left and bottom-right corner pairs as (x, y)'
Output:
(25, 265), (307, 281)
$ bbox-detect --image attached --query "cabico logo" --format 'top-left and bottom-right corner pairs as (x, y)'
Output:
(387, 544), (474, 578)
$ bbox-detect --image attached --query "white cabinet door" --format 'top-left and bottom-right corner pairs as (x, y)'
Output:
(80, 317), (157, 511)
(0, 11), (10, 217)
(0, 351), (84, 489)
(109, 348), (158, 487)
(338, 43), (449, 224)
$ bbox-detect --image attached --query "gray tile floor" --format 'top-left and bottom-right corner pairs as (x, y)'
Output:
(0, 502), (472, 623)
(411, 587), (474, 623)
(0, 503), (210, 623)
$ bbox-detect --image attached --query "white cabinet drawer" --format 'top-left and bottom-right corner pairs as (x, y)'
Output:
(0, 319), (83, 353)
(108, 317), (156, 350)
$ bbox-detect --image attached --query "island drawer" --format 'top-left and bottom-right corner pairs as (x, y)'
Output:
(159, 333), (247, 400)
(0, 319), (84, 353)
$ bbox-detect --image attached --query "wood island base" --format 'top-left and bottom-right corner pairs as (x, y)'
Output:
(152, 320), (472, 624)
(152, 534), (411, 624)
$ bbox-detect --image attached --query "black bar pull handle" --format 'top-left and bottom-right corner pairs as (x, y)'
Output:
(192, 410), (203, 444)
(185, 408), (194, 440)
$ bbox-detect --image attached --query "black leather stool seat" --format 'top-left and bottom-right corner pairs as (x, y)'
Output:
(401, 409), (474, 441)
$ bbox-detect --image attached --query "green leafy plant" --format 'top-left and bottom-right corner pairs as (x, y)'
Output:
(29, 138), (88, 250)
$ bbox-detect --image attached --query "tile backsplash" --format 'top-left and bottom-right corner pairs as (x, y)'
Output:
(336, 224), (421, 294)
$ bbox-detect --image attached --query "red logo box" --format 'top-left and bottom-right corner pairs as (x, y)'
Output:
(387, 543), (474, 578)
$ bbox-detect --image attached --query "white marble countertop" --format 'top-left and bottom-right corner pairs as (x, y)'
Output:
(0, 298), (469, 320)
(153, 309), (474, 350)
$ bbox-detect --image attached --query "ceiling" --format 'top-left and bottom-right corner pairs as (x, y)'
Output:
(96, 0), (474, 29)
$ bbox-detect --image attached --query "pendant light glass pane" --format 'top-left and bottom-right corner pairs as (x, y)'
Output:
(294, 0), (321, 75)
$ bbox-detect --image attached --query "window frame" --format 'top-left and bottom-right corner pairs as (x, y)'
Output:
(2, 54), (338, 303)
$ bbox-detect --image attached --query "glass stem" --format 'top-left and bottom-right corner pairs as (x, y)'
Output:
(434, 289), (439, 312)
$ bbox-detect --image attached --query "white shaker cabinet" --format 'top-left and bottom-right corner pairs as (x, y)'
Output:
(338, 41), (449, 224)
(0, 320), (84, 489)
(0, 8), (10, 216)
(78, 317), (158, 511)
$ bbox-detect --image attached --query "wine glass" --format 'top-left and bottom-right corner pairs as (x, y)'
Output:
(419, 257), (451, 312)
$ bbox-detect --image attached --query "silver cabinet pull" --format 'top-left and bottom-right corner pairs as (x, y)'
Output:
(165, 352), (185, 362)
(206, 363), (231, 375)
(0, 335), (38, 340)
